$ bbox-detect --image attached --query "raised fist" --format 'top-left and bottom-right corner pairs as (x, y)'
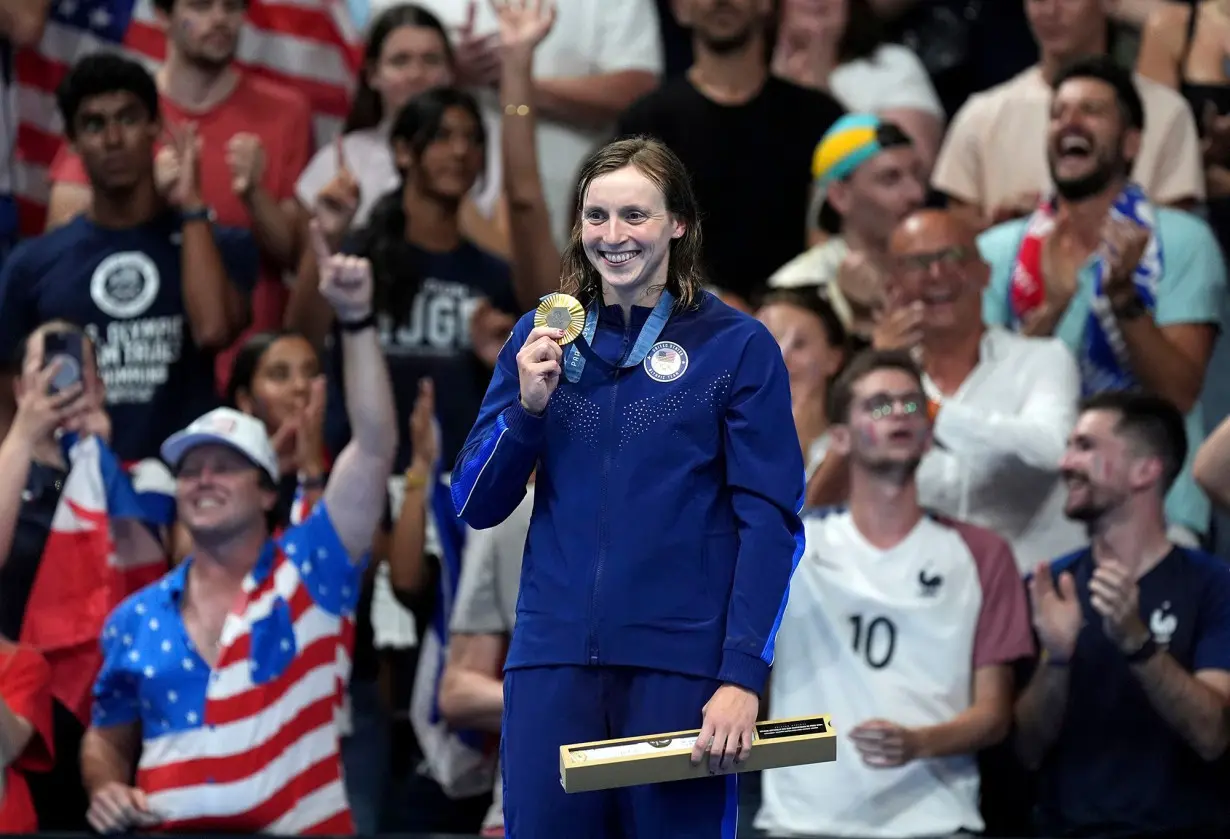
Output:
(311, 218), (373, 324)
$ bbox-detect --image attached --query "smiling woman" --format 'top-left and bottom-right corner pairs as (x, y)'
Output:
(452, 135), (807, 838)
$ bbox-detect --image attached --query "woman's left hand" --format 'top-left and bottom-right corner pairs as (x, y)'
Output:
(691, 683), (759, 774)
(296, 376), (328, 477)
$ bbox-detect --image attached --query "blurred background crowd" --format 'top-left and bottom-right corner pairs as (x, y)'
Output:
(1, 0), (1230, 836)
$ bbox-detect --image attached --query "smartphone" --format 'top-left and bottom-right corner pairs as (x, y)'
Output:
(43, 331), (84, 394)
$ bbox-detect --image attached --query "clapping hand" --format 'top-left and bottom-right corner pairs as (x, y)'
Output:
(164, 122), (203, 210)
(269, 375), (327, 477)
(226, 132), (266, 199)
(1029, 560), (1083, 662)
(310, 218), (373, 324)
(408, 378), (440, 472)
(1089, 558), (1150, 653)
(1099, 218), (1150, 305)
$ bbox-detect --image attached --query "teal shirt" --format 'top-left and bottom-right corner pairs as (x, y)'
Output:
(978, 208), (1225, 536)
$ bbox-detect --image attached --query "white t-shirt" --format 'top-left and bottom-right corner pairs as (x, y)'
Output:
(917, 327), (1090, 571)
(294, 118), (501, 227)
(367, 0), (663, 245)
(756, 509), (1034, 838)
(827, 44), (944, 119)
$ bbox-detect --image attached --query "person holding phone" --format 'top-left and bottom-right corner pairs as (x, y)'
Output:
(0, 54), (258, 464)
(0, 321), (113, 831)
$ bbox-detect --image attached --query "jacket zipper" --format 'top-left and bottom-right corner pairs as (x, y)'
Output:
(587, 315), (635, 664)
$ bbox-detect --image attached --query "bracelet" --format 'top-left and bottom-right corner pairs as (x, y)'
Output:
(504, 103), (531, 116)
(404, 468), (430, 491)
(338, 312), (376, 333)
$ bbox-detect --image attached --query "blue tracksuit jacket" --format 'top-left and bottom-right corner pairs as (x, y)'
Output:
(451, 292), (806, 695)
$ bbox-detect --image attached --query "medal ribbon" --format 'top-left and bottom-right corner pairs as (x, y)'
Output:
(561, 290), (676, 384)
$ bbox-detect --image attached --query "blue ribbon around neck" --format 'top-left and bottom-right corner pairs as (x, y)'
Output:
(561, 291), (676, 384)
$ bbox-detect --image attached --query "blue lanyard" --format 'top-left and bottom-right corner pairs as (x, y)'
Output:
(561, 290), (675, 384)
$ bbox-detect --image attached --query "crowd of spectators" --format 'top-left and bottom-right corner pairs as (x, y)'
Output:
(1, 0), (1230, 836)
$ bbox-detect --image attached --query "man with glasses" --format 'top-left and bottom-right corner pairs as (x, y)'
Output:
(755, 348), (1034, 839)
(874, 208), (1088, 573)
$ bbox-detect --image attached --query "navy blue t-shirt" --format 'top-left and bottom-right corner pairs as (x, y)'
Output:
(1035, 547), (1230, 837)
(326, 233), (517, 472)
(0, 212), (258, 462)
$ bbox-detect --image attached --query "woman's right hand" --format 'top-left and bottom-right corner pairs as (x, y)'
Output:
(491, 0), (556, 52)
(11, 359), (87, 446)
(516, 326), (564, 415)
(314, 137), (361, 251)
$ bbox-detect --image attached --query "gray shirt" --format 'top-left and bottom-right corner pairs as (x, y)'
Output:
(448, 487), (534, 832)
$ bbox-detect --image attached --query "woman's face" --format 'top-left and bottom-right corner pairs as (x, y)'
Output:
(369, 24), (453, 120)
(399, 104), (485, 200)
(580, 165), (684, 301)
(236, 336), (320, 431)
(783, 0), (847, 37)
(757, 302), (843, 398)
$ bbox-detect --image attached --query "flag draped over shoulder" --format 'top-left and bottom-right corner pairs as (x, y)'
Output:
(13, 0), (362, 236)
(19, 433), (176, 724)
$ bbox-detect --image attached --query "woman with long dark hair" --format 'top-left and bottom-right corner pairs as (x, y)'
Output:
(294, 3), (506, 261)
(294, 87), (518, 474)
(453, 127), (806, 836)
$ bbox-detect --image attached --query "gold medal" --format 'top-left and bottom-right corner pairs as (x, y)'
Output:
(534, 293), (585, 345)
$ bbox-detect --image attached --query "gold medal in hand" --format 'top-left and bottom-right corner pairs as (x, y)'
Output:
(534, 293), (585, 345)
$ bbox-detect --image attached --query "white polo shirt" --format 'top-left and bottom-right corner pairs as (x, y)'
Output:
(916, 326), (1089, 572)
(756, 509), (1034, 838)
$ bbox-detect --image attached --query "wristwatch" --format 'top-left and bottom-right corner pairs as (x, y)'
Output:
(1123, 633), (1160, 664)
(1111, 293), (1148, 321)
(181, 205), (216, 224)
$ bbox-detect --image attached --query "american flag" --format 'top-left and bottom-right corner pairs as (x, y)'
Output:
(12, 0), (362, 237)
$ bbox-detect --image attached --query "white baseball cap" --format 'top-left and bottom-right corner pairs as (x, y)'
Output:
(161, 407), (280, 483)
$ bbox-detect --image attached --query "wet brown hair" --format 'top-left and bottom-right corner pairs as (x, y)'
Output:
(560, 136), (707, 310)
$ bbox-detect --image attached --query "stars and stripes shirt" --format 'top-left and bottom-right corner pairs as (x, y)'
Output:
(13, 0), (360, 236)
(91, 501), (364, 834)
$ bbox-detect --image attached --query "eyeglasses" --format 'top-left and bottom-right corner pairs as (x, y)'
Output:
(896, 245), (971, 273)
(860, 392), (925, 420)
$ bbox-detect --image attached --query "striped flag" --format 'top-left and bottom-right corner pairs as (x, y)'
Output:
(13, 0), (362, 237)
(19, 433), (176, 724)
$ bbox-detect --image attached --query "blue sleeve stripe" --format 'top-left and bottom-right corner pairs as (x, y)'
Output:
(759, 493), (807, 666)
(451, 412), (511, 519)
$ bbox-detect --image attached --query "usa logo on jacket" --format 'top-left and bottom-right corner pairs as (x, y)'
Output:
(644, 342), (688, 383)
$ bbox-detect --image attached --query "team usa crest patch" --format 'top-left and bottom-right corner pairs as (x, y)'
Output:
(644, 342), (688, 383)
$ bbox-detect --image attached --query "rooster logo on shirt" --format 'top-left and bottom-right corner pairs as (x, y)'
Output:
(918, 569), (943, 597)
(1150, 602), (1178, 646)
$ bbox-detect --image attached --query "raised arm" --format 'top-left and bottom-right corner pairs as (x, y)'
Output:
(170, 123), (250, 349)
(312, 221), (398, 558)
(493, 0), (564, 307)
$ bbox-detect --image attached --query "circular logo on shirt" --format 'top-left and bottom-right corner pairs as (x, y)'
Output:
(90, 252), (160, 319)
(644, 342), (688, 383)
